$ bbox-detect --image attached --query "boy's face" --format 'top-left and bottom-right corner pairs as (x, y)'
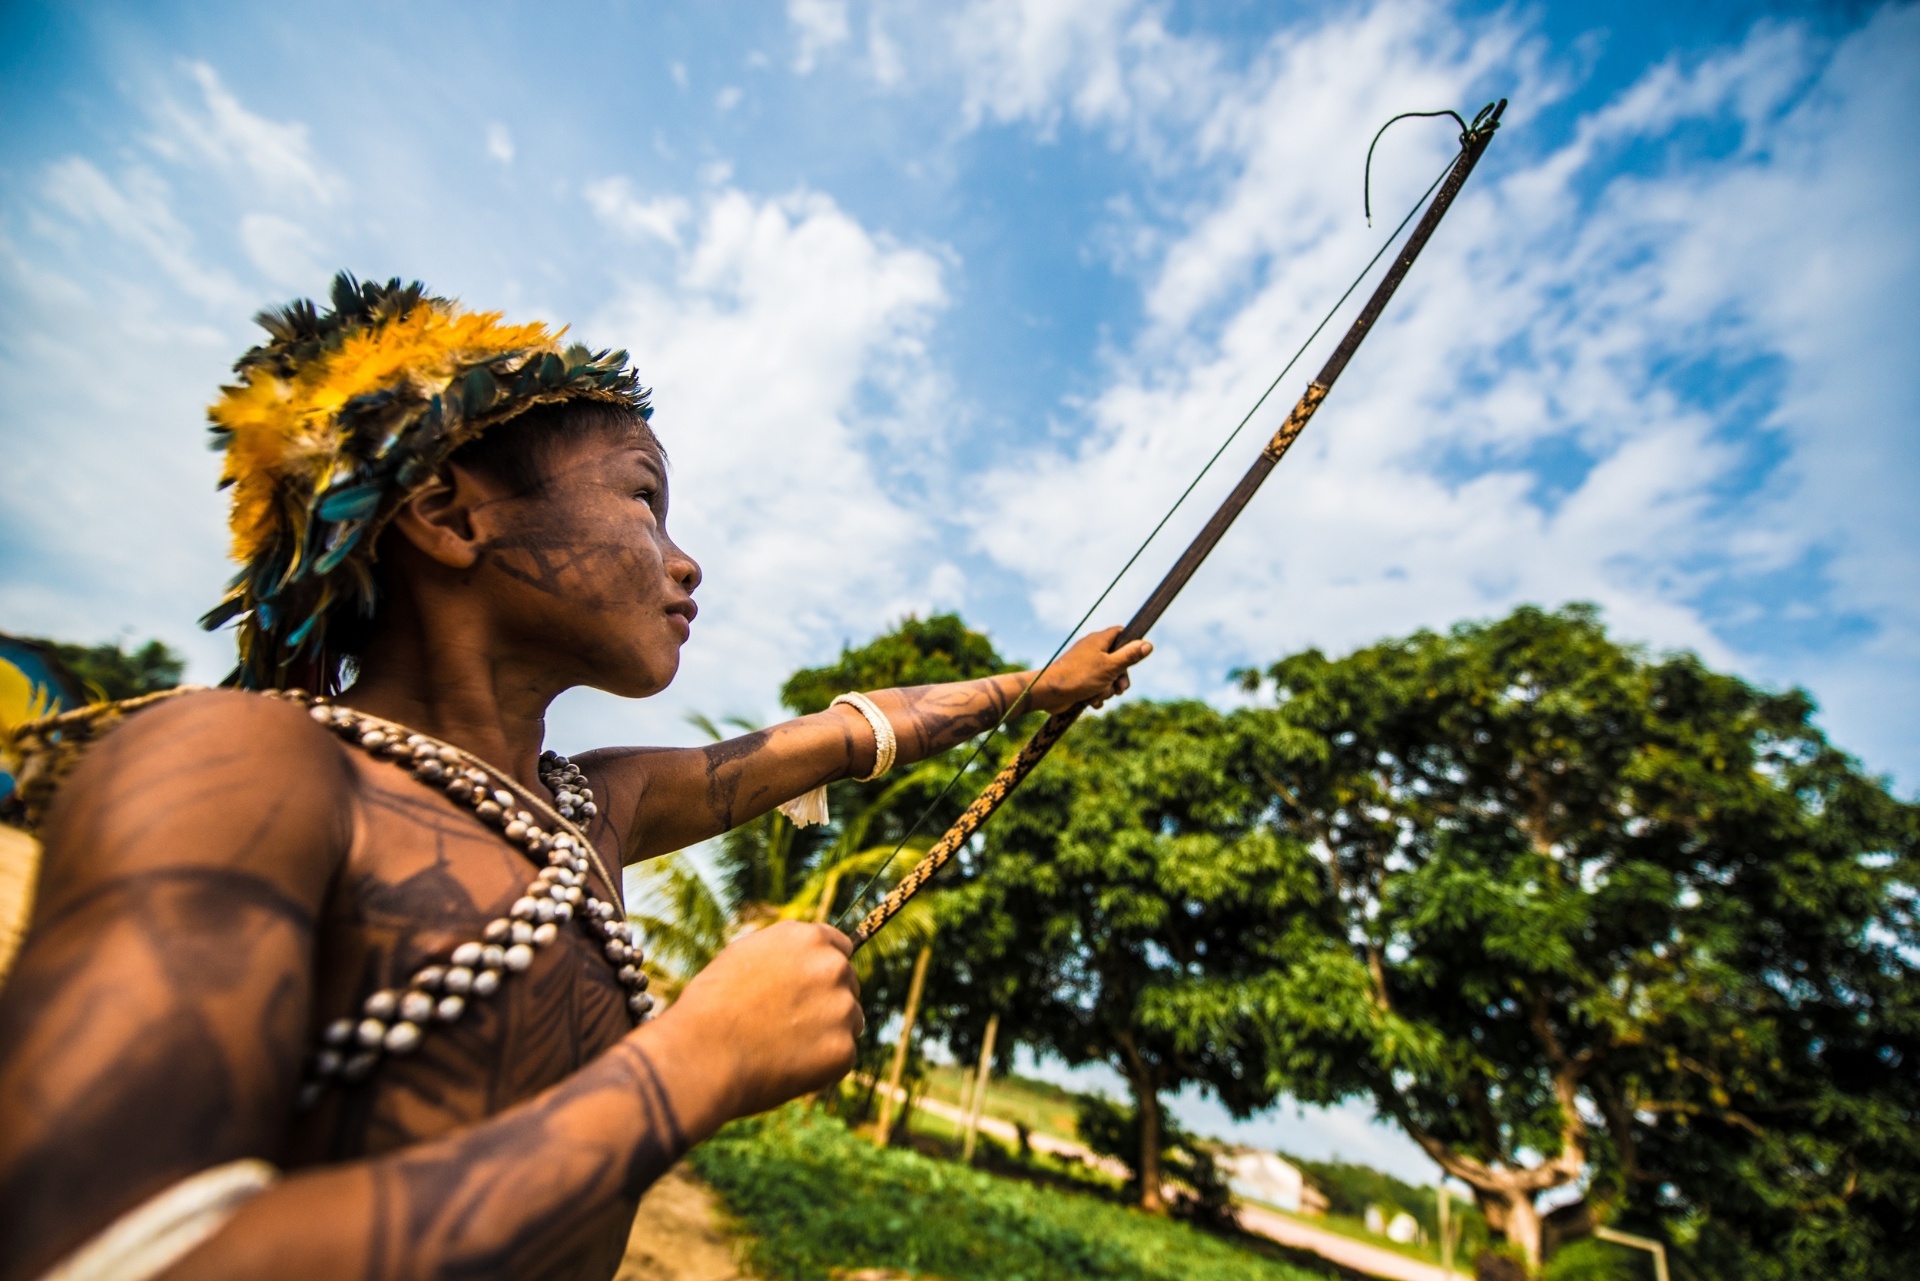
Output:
(467, 427), (700, 699)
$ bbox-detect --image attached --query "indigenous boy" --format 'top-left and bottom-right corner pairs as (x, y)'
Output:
(0, 277), (1149, 1280)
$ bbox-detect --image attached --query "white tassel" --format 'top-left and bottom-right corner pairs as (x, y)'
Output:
(778, 786), (830, 827)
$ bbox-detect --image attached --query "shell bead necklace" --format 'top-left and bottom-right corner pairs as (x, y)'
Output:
(275, 692), (652, 1106)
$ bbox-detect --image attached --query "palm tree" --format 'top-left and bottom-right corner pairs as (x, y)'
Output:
(631, 713), (944, 996)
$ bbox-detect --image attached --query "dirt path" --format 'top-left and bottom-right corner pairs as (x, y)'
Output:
(615, 1165), (751, 1281)
(1235, 1205), (1465, 1281)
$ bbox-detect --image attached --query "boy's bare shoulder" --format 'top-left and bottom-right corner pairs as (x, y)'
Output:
(36, 689), (356, 907)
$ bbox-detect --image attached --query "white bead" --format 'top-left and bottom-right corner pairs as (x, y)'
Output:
(504, 820), (528, 840)
(451, 942), (483, 967)
(572, 859), (588, 875)
(605, 940), (626, 963)
(582, 802), (598, 818)
(504, 944), (534, 972)
(492, 789), (514, 808)
(411, 966), (445, 992)
(510, 897), (538, 920)
(481, 945), (506, 970)
(323, 1018), (354, 1046)
(628, 993), (654, 1017)
(309, 705), (332, 723)
(618, 965), (638, 985)
(548, 849), (572, 867)
(553, 901), (573, 922)
(534, 899), (555, 924)
(475, 800), (503, 821)
(360, 731), (387, 749)
(384, 1021), (423, 1055)
(399, 991), (435, 1023)
(363, 990), (398, 1020)
(437, 747), (460, 764)
(472, 970), (501, 997)
(443, 966), (474, 995)
(436, 995), (465, 1022)
(552, 833), (575, 850)
(532, 922), (558, 946)
(314, 1048), (344, 1076)
(356, 1018), (387, 1047)
(511, 921), (533, 945)
(483, 919), (511, 942)
(343, 1052), (378, 1082)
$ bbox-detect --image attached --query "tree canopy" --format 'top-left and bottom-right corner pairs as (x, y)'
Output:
(640, 604), (1917, 1277)
(1233, 604), (1918, 1274)
(935, 698), (1324, 1212)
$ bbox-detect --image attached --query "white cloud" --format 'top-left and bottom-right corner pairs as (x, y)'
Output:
(38, 157), (243, 309)
(962, 2), (1920, 779)
(239, 212), (323, 287)
(789, 0), (851, 74)
(951, 0), (1137, 130)
(486, 122), (515, 164)
(550, 185), (951, 745)
(150, 61), (341, 205)
(584, 178), (692, 246)
(869, 14), (906, 88)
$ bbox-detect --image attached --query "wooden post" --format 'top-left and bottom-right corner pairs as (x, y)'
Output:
(960, 1011), (1000, 1162)
(1595, 1227), (1670, 1281)
(1437, 1179), (1452, 1275)
(872, 943), (933, 1147)
(813, 867), (842, 923)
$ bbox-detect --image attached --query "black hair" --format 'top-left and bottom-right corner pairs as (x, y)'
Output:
(449, 398), (660, 497)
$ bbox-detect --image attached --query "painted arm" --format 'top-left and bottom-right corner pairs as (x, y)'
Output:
(583, 627), (1153, 863)
(0, 692), (858, 1281)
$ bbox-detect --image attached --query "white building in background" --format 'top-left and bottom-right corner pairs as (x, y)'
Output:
(1214, 1147), (1328, 1215)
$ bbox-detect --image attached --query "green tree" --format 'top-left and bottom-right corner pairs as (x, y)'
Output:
(24, 636), (185, 702)
(1235, 604), (1919, 1275)
(942, 699), (1319, 1213)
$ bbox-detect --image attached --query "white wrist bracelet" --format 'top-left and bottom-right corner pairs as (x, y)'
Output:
(776, 691), (897, 828)
(830, 691), (897, 782)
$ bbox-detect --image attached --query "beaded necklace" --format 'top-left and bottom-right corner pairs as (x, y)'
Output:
(275, 692), (652, 1106)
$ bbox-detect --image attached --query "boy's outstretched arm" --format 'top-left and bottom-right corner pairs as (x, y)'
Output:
(585, 627), (1152, 863)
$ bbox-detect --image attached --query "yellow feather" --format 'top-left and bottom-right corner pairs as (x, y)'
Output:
(207, 297), (570, 567)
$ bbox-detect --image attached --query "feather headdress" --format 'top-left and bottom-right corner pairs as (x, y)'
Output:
(202, 273), (650, 691)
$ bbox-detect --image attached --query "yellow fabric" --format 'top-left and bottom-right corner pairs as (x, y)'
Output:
(0, 822), (40, 985)
(0, 657), (58, 732)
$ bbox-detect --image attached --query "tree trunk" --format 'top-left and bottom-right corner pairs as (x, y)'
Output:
(1136, 1085), (1167, 1214)
(871, 942), (933, 1147)
(961, 1012), (999, 1163)
(1116, 1032), (1167, 1214)
(1478, 1186), (1543, 1272)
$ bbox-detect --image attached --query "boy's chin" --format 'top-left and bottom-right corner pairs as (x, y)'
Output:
(593, 651), (681, 700)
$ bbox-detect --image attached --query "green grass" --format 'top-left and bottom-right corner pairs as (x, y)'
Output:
(915, 1064), (1086, 1140)
(689, 1106), (1326, 1281)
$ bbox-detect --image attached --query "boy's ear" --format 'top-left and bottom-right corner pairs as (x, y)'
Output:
(387, 464), (498, 569)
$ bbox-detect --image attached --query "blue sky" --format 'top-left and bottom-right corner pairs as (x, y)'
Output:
(3, 0), (1915, 1179)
